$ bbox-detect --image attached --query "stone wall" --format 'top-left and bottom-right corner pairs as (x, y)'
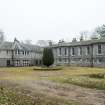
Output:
(52, 43), (105, 67)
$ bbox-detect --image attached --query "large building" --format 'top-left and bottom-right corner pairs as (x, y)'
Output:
(52, 38), (105, 67)
(0, 38), (43, 67)
(1, 37), (105, 67)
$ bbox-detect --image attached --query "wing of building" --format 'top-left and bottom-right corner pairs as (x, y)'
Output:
(51, 38), (105, 67)
(0, 38), (43, 67)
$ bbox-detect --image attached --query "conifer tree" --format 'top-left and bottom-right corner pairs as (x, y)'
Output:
(42, 47), (54, 67)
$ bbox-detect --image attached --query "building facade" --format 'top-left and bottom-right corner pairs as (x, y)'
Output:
(0, 38), (43, 67)
(52, 39), (105, 67)
(1, 37), (105, 67)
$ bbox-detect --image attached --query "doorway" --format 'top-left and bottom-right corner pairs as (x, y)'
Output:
(7, 60), (11, 66)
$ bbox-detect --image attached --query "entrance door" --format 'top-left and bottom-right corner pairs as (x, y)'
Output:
(35, 60), (38, 65)
(7, 60), (10, 66)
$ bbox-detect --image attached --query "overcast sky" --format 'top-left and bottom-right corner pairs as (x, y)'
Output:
(0, 0), (105, 43)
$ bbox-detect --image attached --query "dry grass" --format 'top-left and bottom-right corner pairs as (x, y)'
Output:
(0, 66), (105, 81)
(0, 83), (80, 105)
(0, 66), (105, 105)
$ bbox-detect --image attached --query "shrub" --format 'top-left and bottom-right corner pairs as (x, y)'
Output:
(89, 73), (105, 79)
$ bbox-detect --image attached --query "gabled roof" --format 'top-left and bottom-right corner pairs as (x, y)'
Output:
(22, 44), (43, 52)
(0, 40), (43, 52)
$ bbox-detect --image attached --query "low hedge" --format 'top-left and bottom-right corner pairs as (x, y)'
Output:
(89, 73), (105, 79)
(33, 67), (62, 71)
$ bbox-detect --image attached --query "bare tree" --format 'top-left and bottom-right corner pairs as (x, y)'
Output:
(24, 40), (32, 45)
(79, 35), (84, 41)
(36, 40), (51, 46)
(90, 31), (99, 40)
(80, 31), (89, 40)
(0, 29), (5, 43)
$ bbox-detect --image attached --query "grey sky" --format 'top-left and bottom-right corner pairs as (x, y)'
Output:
(0, 0), (105, 43)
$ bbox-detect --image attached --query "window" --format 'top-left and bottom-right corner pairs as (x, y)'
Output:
(18, 50), (20, 54)
(7, 60), (10, 66)
(87, 46), (90, 55)
(64, 48), (67, 55)
(25, 51), (27, 55)
(15, 50), (20, 55)
(94, 59), (97, 62)
(86, 58), (89, 62)
(80, 47), (82, 55)
(39, 60), (42, 65)
(15, 50), (17, 54)
(35, 60), (38, 65)
(27, 51), (29, 55)
(72, 47), (75, 55)
(7, 50), (9, 54)
(59, 48), (61, 55)
(98, 59), (103, 63)
(64, 58), (68, 63)
(15, 60), (20, 66)
(22, 51), (24, 55)
(23, 60), (29, 66)
(78, 47), (82, 55)
(98, 44), (102, 54)
(59, 58), (62, 62)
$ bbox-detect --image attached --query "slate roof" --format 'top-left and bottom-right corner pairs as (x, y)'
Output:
(0, 41), (43, 53)
(0, 42), (13, 50)
(52, 39), (105, 47)
(22, 44), (43, 52)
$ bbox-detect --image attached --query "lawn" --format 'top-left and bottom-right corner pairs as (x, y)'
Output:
(45, 67), (105, 90)
(0, 66), (105, 105)
(0, 66), (105, 89)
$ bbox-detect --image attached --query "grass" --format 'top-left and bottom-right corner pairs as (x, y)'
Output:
(0, 66), (105, 105)
(89, 73), (105, 79)
(0, 66), (105, 89)
(41, 66), (105, 90)
(0, 85), (80, 105)
(48, 76), (105, 90)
